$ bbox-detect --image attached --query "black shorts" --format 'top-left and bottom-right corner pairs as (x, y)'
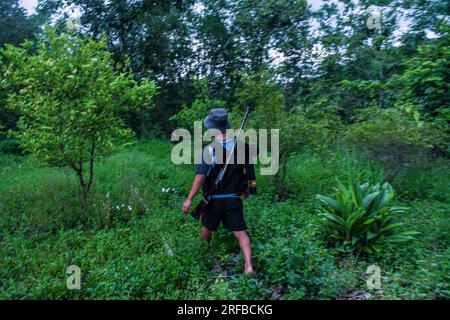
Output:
(201, 197), (247, 232)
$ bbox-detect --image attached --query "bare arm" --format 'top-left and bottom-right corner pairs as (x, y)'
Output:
(182, 174), (205, 213)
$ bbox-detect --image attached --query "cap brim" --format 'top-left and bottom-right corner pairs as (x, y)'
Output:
(204, 116), (231, 130)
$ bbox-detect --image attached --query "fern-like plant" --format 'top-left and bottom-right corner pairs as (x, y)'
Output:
(316, 180), (418, 253)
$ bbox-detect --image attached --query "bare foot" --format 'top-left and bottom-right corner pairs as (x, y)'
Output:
(245, 266), (254, 275)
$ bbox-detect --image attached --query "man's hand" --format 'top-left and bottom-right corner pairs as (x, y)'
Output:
(182, 198), (192, 214)
(182, 174), (205, 214)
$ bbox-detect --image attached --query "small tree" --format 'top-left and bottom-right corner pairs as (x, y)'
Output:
(235, 72), (343, 200)
(1, 29), (157, 203)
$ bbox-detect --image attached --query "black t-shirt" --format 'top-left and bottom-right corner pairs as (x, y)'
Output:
(195, 139), (256, 195)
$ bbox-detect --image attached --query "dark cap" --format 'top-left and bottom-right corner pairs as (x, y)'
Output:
(204, 108), (231, 131)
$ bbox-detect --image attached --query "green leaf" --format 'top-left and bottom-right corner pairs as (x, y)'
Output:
(316, 195), (344, 214)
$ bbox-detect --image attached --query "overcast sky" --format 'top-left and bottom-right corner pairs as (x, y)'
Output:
(19, 0), (37, 14)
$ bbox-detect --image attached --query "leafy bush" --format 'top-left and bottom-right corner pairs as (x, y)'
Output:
(316, 180), (418, 253)
(344, 107), (446, 179)
(246, 198), (337, 299)
(0, 139), (23, 155)
(389, 28), (450, 118)
(287, 148), (383, 202)
(170, 79), (225, 132)
(392, 157), (450, 202)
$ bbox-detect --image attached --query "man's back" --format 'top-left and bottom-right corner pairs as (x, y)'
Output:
(196, 139), (256, 196)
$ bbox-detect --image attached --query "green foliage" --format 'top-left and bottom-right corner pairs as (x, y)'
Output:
(1, 28), (157, 200)
(291, 104), (344, 154)
(0, 139), (23, 155)
(237, 71), (344, 153)
(393, 157), (450, 202)
(235, 71), (348, 200)
(0, 0), (448, 301)
(317, 180), (418, 253)
(0, 140), (448, 299)
(0, 140), (188, 233)
(235, 72), (285, 128)
(344, 107), (447, 178)
(0, 0), (39, 47)
(235, 72), (292, 199)
(5, 0), (445, 137)
(287, 149), (383, 202)
(169, 79), (225, 132)
(390, 25), (450, 118)
(0, 0), (42, 138)
(253, 214), (337, 299)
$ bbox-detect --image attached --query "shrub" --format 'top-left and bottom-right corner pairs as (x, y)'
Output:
(316, 180), (418, 253)
(344, 107), (446, 179)
(169, 79), (225, 132)
(392, 157), (450, 201)
(0, 139), (23, 155)
(287, 148), (383, 201)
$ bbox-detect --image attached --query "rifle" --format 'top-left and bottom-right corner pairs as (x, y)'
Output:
(191, 105), (254, 220)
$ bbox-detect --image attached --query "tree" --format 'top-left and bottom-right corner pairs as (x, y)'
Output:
(38, 0), (313, 133)
(235, 70), (344, 200)
(170, 78), (226, 132)
(195, 0), (312, 106)
(235, 71), (294, 201)
(38, 0), (197, 135)
(0, 0), (40, 48)
(309, 0), (407, 122)
(390, 24), (450, 119)
(1, 29), (157, 202)
(0, 0), (43, 138)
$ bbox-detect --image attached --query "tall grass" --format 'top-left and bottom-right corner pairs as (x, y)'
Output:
(0, 140), (448, 299)
(0, 140), (192, 233)
(285, 148), (383, 201)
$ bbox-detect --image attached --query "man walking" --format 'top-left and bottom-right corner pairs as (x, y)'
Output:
(181, 108), (257, 274)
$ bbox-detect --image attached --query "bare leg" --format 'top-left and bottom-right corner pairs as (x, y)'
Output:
(233, 231), (254, 274)
(201, 225), (212, 243)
